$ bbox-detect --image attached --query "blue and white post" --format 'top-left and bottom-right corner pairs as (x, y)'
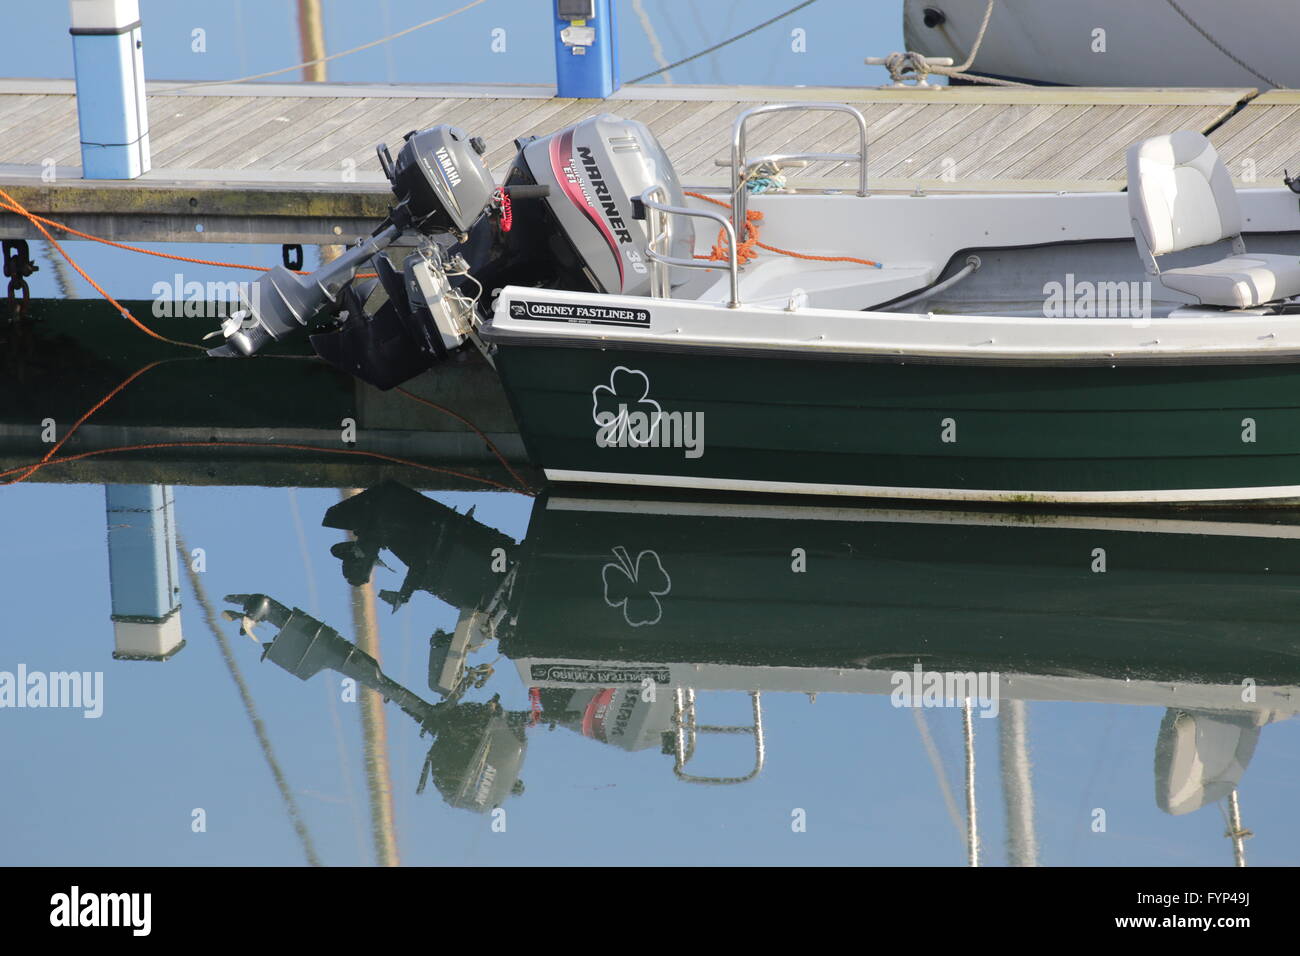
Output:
(105, 485), (185, 661)
(553, 0), (619, 98)
(69, 0), (151, 179)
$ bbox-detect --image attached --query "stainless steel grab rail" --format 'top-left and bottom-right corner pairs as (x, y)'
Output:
(730, 102), (870, 242)
(672, 688), (766, 785)
(639, 184), (741, 308)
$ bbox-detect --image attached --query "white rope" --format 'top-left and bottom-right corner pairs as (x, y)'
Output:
(876, 0), (1029, 88)
(953, 0), (995, 72)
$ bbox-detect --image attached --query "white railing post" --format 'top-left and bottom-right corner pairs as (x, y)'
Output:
(69, 0), (151, 179)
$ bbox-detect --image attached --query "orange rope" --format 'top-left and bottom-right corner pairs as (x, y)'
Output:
(0, 191), (376, 280)
(0, 441), (532, 493)
(1, 356), (534, 495)
(0, 191), (530, 493)
(683, 190), (881, 268)
(0, 188), (204, 349)
(3, 359), (171, 485)
(395, 386), (536, 495)
(0, 198), (292, 273)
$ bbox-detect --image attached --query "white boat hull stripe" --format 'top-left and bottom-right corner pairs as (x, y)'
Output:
(543, 469), (1300, 505)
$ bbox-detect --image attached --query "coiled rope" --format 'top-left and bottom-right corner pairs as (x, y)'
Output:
(684, 190), (881, 269)
(876, 1), (1028, 88)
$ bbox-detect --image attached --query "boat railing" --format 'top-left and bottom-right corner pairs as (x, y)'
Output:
(672, 688), (766, 785)
(729, 102), (870, 242)
(638, 184), (741, 308)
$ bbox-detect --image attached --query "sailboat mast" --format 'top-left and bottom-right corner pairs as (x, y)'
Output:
(963, 699), (979, 867)
(1227, 789), (1250, 867)
(999, 699), (1040, 866)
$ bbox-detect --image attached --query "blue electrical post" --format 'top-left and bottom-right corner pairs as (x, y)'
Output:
(69, 0), (151, 179)
(105, 484), (185, 661)
(554, 0), (620, 98)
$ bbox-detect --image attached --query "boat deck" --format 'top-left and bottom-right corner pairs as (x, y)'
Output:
(0, 79), (1291, 244)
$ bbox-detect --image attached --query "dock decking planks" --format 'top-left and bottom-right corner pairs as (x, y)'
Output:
(0, 79), (1275, 244)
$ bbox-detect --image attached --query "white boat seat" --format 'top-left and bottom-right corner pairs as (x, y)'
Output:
(1158, 253), (1300, 309)
(1126, 131), (1298, 308)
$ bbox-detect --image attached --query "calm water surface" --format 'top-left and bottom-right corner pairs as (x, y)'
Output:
(5, 407), (1300, 866)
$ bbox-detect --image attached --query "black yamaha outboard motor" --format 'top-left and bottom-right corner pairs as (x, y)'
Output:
(204, 114), (694, 391)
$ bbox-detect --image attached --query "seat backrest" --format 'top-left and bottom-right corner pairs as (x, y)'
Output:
(1126, 131), (1240, 257)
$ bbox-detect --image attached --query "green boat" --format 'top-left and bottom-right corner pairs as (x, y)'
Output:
(480, 123), (1300, 504)
(489, 341), (1300, 504)
(204, 105), (1300, 504)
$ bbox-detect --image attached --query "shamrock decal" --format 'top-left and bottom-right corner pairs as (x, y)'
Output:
(601, 546), (671, 627)
(592, 366), (661, 446)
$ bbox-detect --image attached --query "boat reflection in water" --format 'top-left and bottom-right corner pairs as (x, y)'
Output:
(224, 482), (1300, 862)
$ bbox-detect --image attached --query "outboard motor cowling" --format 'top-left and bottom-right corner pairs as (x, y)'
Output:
(516, 113), (695, 296)
(382, 125), (496, 235)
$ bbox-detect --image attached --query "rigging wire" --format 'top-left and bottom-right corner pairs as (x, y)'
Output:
(178, 529), (324, 867)
(630, 0), (675, 84)
(627, 0), (820, 84)
(160, 0), (490, 90)
(1163, 0), (1285, 89)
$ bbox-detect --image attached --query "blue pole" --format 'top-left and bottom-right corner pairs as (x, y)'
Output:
(69, 0), (151, 179)
(554, 0), (619, 98)
(105, 484), (185, 661)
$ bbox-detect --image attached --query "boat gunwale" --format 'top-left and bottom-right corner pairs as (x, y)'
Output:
(486, 286), (1300, 367)
(483, 325), (1300, 368)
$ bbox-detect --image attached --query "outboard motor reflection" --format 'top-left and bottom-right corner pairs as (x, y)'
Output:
(221, 481), (1300, 824)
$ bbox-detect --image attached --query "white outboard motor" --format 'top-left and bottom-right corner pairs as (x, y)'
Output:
(1154, 709), (1264, 814)
(513, 113), (695, 296)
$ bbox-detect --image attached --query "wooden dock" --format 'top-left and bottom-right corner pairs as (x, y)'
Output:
(1, 79), (1294, 245)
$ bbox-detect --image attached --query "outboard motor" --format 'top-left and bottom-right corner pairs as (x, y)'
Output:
(466, 113), (695, 299)
(202, 114), (693, 391)
(206, 126), (493, 357)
